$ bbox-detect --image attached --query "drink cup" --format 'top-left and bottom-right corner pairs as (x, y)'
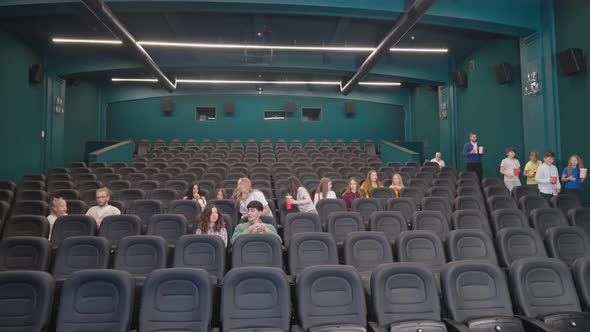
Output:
(550, 176), (557, 184)
(286, 195), (292, 210)
(514, 168), (520, 177)
(581, 168), (587, 179)
(478, 146), (484, 154)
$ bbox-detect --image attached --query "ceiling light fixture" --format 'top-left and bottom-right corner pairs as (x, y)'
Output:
(53, 38), (448, 53)
(111, 78), (401, 86)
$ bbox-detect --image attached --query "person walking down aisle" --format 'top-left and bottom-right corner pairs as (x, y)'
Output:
(561, 155), (586, 203)
(463, 132), (484, 180)
(535, 151), (561, 203)
(523, 151), (542, 186)
(500, 147), (522, 192)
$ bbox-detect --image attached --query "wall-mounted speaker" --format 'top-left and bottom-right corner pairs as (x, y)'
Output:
(224, 101), (235, 115)
(495, 63), (513, 84)
(345, 102), (356, 116)
(29, 64), (45, 84)
(452, 70), (468, 88)
(161, 98), (173, 116)
(285, 100), (296, 113)
(558, 48), (585, 76)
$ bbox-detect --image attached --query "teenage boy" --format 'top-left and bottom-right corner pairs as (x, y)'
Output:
(500, 147), (521, 192)
(535, 151), (561, 202)
(230, 200), (280, 244)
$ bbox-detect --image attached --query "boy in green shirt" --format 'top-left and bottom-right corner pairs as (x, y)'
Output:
(230, 200), (280, 244)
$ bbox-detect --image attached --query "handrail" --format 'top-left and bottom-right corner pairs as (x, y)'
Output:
(88, 140), (134, 156)
(380, 140), (419, 155)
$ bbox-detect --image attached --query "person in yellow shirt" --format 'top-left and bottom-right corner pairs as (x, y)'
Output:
(523, 151), (542, 185)
(359, 170), (383, 198)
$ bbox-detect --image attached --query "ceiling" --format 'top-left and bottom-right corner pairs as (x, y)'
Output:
(0, 0), (534, 88)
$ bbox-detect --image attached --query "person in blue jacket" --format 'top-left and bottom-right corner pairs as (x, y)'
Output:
(463, 132), (483, 180)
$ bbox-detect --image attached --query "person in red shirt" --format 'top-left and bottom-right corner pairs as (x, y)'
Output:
(342, 177), (363, 211)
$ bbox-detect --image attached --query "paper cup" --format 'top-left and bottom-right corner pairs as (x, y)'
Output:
(581, 168), (587, 179)
(514, 168), (520, 177)
(478, 146), (484, 154)
(551, 176), (557, 184)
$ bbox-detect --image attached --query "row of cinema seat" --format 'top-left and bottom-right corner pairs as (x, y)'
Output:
(3, 258), (590, 332)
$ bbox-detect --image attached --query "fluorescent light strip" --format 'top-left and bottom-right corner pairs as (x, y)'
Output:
(53, 38), (447, 53)
(111, 78), (401, 86)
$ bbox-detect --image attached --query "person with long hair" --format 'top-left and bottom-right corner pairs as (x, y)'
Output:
(195, 204), (228, 247)
(314, 177), (336, 205)
(232, 177), (272, 217)
(183, 183), (207, 211)
(359, 170), (383, 198)
(389, 173), (405, 198)
(215, 188), (228, 200)
(286, 175), (317, 214)
(342, 177), (362, 211)
(47, 197), (68, 239)
(524, 151), (542, 185)
(561, 155), (586, 203)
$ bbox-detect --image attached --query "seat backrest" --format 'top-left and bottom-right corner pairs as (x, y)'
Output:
(168, 200), (201, 228)
(370, 187), (396, 200)
(410, 210), (450, 240)
(573, 256), (590, 311)
(117, 188), (146, 203)
(149, 188), (178, 206)
(173, 234), (226, 281)
(2, 215), (50, 239)
(98, 215), (141, 248)
(231, 233), (283, 268)
(65, 199), (89, 215)
(484, 185), (511, 199)
(386, 197), (417, 221)
(510, 257), (581, 318)
(0, 237), (51, 271)
(371, 263), (441, 327)
(421, 196), (453, 219)
(428, 186), (454, 202)
(451, 209), (491, 234)
(130, 199), (163, 228)
(495, 227), (547, 268)
(455, 196), (486, 213)
(114, 236), (168, 277)
(482, 178), (505, 188)
(442, 261), (515, 323)
(519, 195), (549, 215)
(288, 232), (338, 277)
(327, 211), (365, 245)
(296, 265), (366, 331)
(551, 194), (581, 216)
(57, 269), (134, 332)
(352, 198), (382, 224)
(446, 230), (498, 264)
(208, 199), (238, 223)
(222, 267), (290, 332)
(396, 230), (447, 268)
(487, 195), (518, 212)
(52, 236), (110, 280)
(50, 215), (97, 248)
(146, 214), (188, 246)
(491, 208), (529, 234)
(10, 200), (49, 216)
(545, 226), (590, 265)
(369, 211), (407, 243)
(530, 208), (568, 237)
(316, 199), (347, 228)
(344, 231), (393, 272)
(283, 212), (322, 247)
(0, 270), (54, 332)
(456, 186), (482, 199)
(400, 187), (425, 206)
(569, 207), (590, 238)
(140, 268), (212, 332)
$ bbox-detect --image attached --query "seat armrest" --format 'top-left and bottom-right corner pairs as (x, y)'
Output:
(443, 319), (471, 332)
(515, 315), (560, 332)
(367, 321), (386, 332)
(291, 325), (305, 332)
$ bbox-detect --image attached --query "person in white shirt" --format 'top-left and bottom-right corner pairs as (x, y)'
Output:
(232, 177), (273, 217)
(47, 197), (68, 239)
(430, 152), (446, 168)
(286, 175), (317, 214)
(314, 177), (337, 205)
(85, 187), (121, 228)
(500, 147), (522, 191)
(535, 151), (561, 202)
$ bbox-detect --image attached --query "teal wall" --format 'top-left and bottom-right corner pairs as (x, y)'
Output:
(0, 30), (45, 182)
(410, 86), (440, 160)
(555, 0), (590, 204)
(454, 39), (524, 178)
(64, 81), (101, 164)
(106, 94), (406, 143)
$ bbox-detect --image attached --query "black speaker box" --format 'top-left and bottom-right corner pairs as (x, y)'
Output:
(495, 63), (513, 84)
(224, 101), (235, 115)
(452, 70), (467, 88)
(559, 48), (585, 76)
(161, 98), (173, 115)
(345, 102), (356, 115)
(285, 101), (296, 113)
(29, 64), (45, 84)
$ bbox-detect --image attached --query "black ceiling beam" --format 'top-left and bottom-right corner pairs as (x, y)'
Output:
(81, 0), (176, 92)
(340, 0), (435, 95)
